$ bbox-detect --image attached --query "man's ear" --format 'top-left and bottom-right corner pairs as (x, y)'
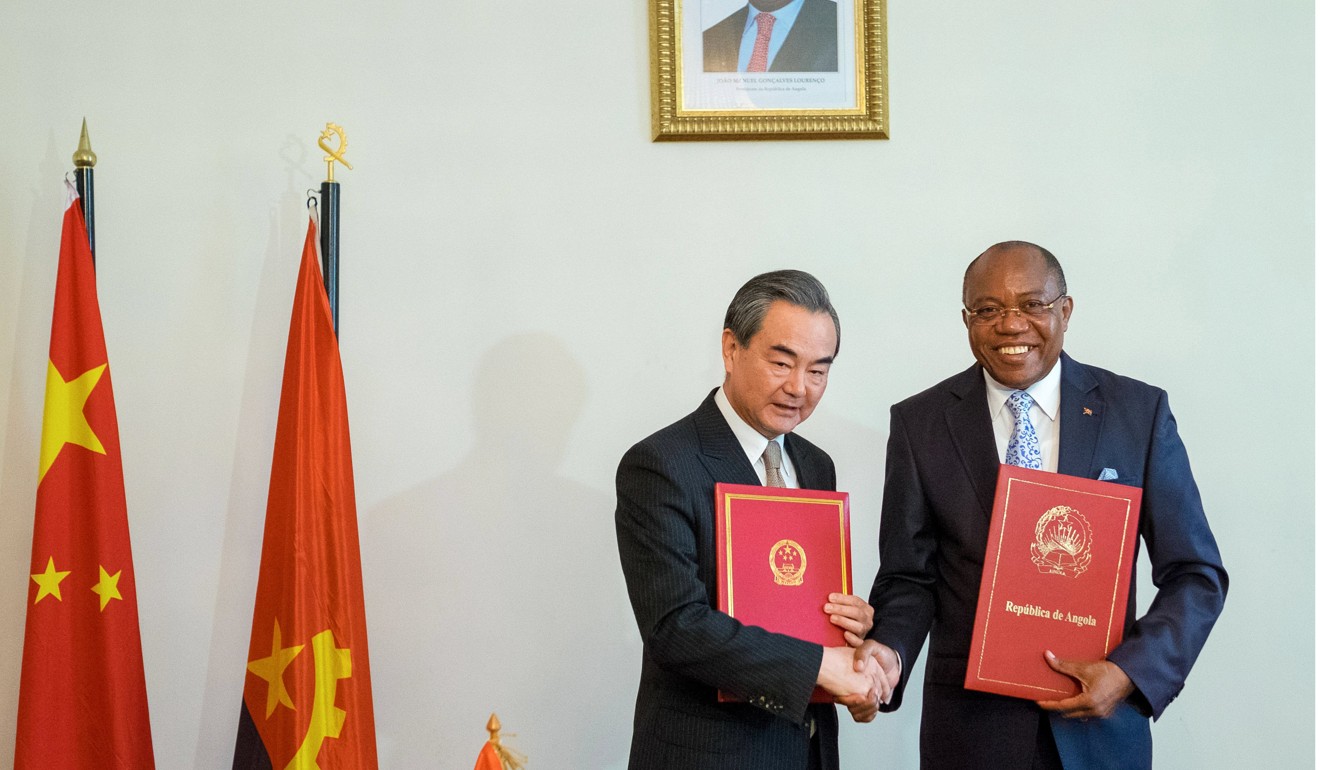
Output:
(721, 328), (739, 376)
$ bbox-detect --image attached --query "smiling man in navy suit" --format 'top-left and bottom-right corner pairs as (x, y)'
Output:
(856, 242), (1228, 769)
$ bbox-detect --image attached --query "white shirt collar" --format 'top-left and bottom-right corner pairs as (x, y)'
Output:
(714, 386), (793, 485)
(744, 0), (807, 29)
(984, 357), (1063, 422)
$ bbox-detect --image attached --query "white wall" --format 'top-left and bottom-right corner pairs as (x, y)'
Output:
(0, 1), (1312, 767)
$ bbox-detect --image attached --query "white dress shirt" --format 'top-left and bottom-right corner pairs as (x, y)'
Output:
(983, 359), (1063, 473)
(715, 386), (799, 487)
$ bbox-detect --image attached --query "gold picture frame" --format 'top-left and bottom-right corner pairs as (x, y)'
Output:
(650, 0), (887, 141)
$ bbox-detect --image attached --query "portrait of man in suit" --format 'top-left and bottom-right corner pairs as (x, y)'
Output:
(703, 0), (839, 72)
(856, 241), (1228, 769)
(614, 270), (892, 770)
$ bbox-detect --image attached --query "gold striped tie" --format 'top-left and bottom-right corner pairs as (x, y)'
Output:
(763, 441), (786, 487)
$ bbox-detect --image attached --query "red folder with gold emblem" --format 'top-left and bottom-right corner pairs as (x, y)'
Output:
(965, 465), (1142, 700)
(715, 482), (851, 703)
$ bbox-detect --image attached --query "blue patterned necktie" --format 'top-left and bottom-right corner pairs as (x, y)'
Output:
(1004, 390), (1042, 469)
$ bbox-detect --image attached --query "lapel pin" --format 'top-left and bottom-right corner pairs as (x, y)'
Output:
(1082, 407), (1094, 416)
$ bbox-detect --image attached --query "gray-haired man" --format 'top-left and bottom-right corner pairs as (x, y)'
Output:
(616, 270), (887, 770)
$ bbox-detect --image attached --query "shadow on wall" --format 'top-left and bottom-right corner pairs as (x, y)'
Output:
(366, 333), (634, 769)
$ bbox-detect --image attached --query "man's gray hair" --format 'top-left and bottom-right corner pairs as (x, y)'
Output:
(723, 269), (841, 356)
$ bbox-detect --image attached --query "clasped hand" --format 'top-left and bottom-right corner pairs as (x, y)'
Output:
(839, 640), (900, 722)
(815, 595), (899, 723)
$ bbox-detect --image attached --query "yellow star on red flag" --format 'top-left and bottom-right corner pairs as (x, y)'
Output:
(247, 619), (304, 718)
(31, 556), (71, 604)
(39, 361), (107, 483)
(91, 565), (124, 611)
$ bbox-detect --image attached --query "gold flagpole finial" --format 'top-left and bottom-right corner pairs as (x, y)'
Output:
(73, 118), (97, 168)
(483, 713), (527, 770)
(318, 122), (353, 182)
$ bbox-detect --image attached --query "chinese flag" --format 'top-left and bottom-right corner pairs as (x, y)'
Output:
(14, 192), (155, 768)
(232, 216), (377, 769)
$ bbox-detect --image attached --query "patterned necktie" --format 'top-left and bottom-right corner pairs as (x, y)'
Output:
(1004, 390), (1042, 470)
(762, 440), (786, 487)
(747, 12), (776, 72)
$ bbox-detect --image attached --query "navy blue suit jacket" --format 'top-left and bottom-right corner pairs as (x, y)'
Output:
(616, 390), (840, 770)
(867, 353), (1227, 769)
(702, 0), (839, 72)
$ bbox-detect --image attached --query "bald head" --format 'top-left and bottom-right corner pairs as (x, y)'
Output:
(962, 241), (1067, 306)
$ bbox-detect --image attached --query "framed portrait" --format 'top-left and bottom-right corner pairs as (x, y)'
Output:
(649, 0), (887, 140)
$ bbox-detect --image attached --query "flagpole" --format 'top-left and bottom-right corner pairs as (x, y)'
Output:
(72, 118), (97, 264)
(317, 123), (352, 336)
(320, 180), (339, 334)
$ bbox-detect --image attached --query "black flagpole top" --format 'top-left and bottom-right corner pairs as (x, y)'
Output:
(317, 123), (351, 336)
(73, 118), (96, 262)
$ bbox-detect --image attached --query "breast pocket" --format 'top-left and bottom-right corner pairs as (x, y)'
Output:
(1095, 467), (1140, 487)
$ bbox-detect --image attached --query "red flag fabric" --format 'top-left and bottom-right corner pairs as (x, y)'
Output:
(14, 192), (155, 768)
(473, 742), (504, 770)
(233, 216), (377, 769)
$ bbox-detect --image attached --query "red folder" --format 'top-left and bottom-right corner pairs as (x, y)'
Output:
(965, 465), (1142, 700)
(714, 483), (851, 703)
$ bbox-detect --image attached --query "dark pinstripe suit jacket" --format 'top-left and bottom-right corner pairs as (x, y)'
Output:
(615, 389), (840, 770)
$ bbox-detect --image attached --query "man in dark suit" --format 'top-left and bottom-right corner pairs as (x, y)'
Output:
(615, 270), (888, 770)
(703, 0), (838, 72)
(857, 242), (1228, 769)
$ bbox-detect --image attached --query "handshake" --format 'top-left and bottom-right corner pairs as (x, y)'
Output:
(815, 593), (901, 723)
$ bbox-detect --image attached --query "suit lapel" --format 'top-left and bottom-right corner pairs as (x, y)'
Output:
(783, 433), (822, 490)
(945, 365), (1000, 518)
(770, 0), (836, 72)
(1057, 352), (1104, 479)
(694, 389), (761, 486)
(708, 7), (747, 71)
(693, 390), (824, 489)
(772, 0), (815, 71)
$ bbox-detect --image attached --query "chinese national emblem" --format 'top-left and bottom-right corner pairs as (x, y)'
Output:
(769, 539), (807, 586)
(1030, 505), (1093, 578)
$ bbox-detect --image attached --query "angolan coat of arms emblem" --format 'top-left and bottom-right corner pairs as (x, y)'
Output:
(1030, 505), (1093, 578)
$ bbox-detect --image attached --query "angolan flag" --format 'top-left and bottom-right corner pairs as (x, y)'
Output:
(232, 216), (377, 769)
